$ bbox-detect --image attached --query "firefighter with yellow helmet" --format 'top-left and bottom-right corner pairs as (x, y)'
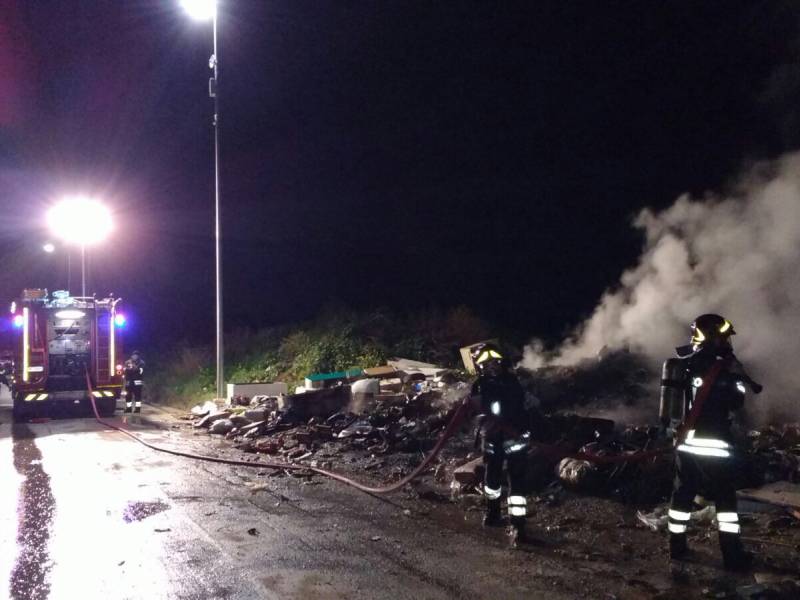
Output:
(661, 314), (762, 571)
(470, 342), (540, 548)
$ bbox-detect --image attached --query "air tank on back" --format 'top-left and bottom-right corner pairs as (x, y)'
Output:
(659, 358), (688, 428)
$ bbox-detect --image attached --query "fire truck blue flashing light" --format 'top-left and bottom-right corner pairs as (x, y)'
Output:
(114, 313), (127, 327)
(12, 314), (24, 328)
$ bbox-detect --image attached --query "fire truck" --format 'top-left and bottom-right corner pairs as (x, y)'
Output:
(7, 289), (125, 422)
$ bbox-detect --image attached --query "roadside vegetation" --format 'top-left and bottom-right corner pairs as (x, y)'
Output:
(149, 306), (493, 408)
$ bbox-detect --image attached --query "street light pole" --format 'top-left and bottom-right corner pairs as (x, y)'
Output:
(81, 244), (86, 296)
(212, 10), (224, 402)
(181, 0), (224, 402)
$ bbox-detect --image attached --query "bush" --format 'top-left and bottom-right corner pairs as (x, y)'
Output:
(148, 344), (216, 408)
(152, 305), (489, 406)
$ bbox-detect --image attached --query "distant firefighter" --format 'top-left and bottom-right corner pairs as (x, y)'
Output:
(470, 342), (541, 548)
(123, 350), (146, 414)
(661, 314), (762, 571)
(0, 353), (11, 391)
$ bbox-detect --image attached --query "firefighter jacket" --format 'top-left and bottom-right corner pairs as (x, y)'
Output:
(124, 359), (145, 388)
(472, 372), (533, 440)
(677, 346), (750, 452)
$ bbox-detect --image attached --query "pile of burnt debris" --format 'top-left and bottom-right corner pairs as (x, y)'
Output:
(188, 358), (476, 479)
(183, 352), (800, 508)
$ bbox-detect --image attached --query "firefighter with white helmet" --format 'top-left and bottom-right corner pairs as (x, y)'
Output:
(662, 314), (762, 571)
(470, 342), (540, 548)
(123, 350), (145, 413)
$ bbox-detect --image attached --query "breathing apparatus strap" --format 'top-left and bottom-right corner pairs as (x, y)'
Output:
(676, 356), (731, 445)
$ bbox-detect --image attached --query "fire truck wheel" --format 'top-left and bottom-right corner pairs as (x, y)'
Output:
(98, 397), (116, 417)
(12, 394), (31, 423)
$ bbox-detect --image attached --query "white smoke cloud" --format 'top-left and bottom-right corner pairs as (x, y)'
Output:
(523, 153), (800, 420)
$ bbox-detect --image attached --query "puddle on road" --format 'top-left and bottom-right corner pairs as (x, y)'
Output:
(10, 423), (55, 600)
(122, 500), (170, 523)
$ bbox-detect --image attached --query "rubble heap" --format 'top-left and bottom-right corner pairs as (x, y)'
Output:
(193, 381), (469, 472)
(183, 356), (666, 502)
(183, 353), (800, 510)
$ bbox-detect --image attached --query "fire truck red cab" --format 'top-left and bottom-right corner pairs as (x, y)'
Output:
(8, 289), (124, 422)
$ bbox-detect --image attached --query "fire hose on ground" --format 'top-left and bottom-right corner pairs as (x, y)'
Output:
(85, 372), (680, 497)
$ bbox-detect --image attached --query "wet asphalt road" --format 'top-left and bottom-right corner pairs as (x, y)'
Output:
(1, 400), (602, 600)
(1, 412), (274, 599)
(7, 391), (800, 599)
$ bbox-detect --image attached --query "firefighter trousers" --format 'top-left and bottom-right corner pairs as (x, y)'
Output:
(668, 451), (742, 556)
(125, 384), (143, 412)
(483, 436), (528, 524)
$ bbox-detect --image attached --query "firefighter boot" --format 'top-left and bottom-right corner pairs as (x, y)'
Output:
(668, 533), (696, 580)
(507, 517), (528, 548)
(483, 499), (503, 527)
(669, 533), (688, 560)
(720, 532), (752, 572)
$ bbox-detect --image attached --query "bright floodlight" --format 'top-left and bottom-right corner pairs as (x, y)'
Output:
(42, 242), (55, 253)
(47, 196), (113, 246)
(180, 0), (216, 21)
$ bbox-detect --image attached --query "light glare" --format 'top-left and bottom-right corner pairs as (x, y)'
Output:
(180, 0), (216, 21)
(47, 197), (113, 246)
(43, 242), (56, 253)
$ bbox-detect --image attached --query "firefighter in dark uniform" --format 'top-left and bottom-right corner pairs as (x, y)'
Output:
(470, 343), (538, 548)
(662, 314), (762, 571)
(123, 350), (145, 413)
(0, 354), (11, 392)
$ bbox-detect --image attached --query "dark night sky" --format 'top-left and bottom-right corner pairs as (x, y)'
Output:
(2, 1), (800, 350)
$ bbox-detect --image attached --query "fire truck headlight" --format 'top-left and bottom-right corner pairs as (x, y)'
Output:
(12, 315), (24, 328)
(114, 313), (127, 327)
(55, 310), (85, 320)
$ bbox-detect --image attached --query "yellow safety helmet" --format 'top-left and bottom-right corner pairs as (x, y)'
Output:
(691, 314), (735, 347)
(471, 343), (504, 368)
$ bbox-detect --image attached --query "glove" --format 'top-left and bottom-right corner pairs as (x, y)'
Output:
(744, 376), (763, 394)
